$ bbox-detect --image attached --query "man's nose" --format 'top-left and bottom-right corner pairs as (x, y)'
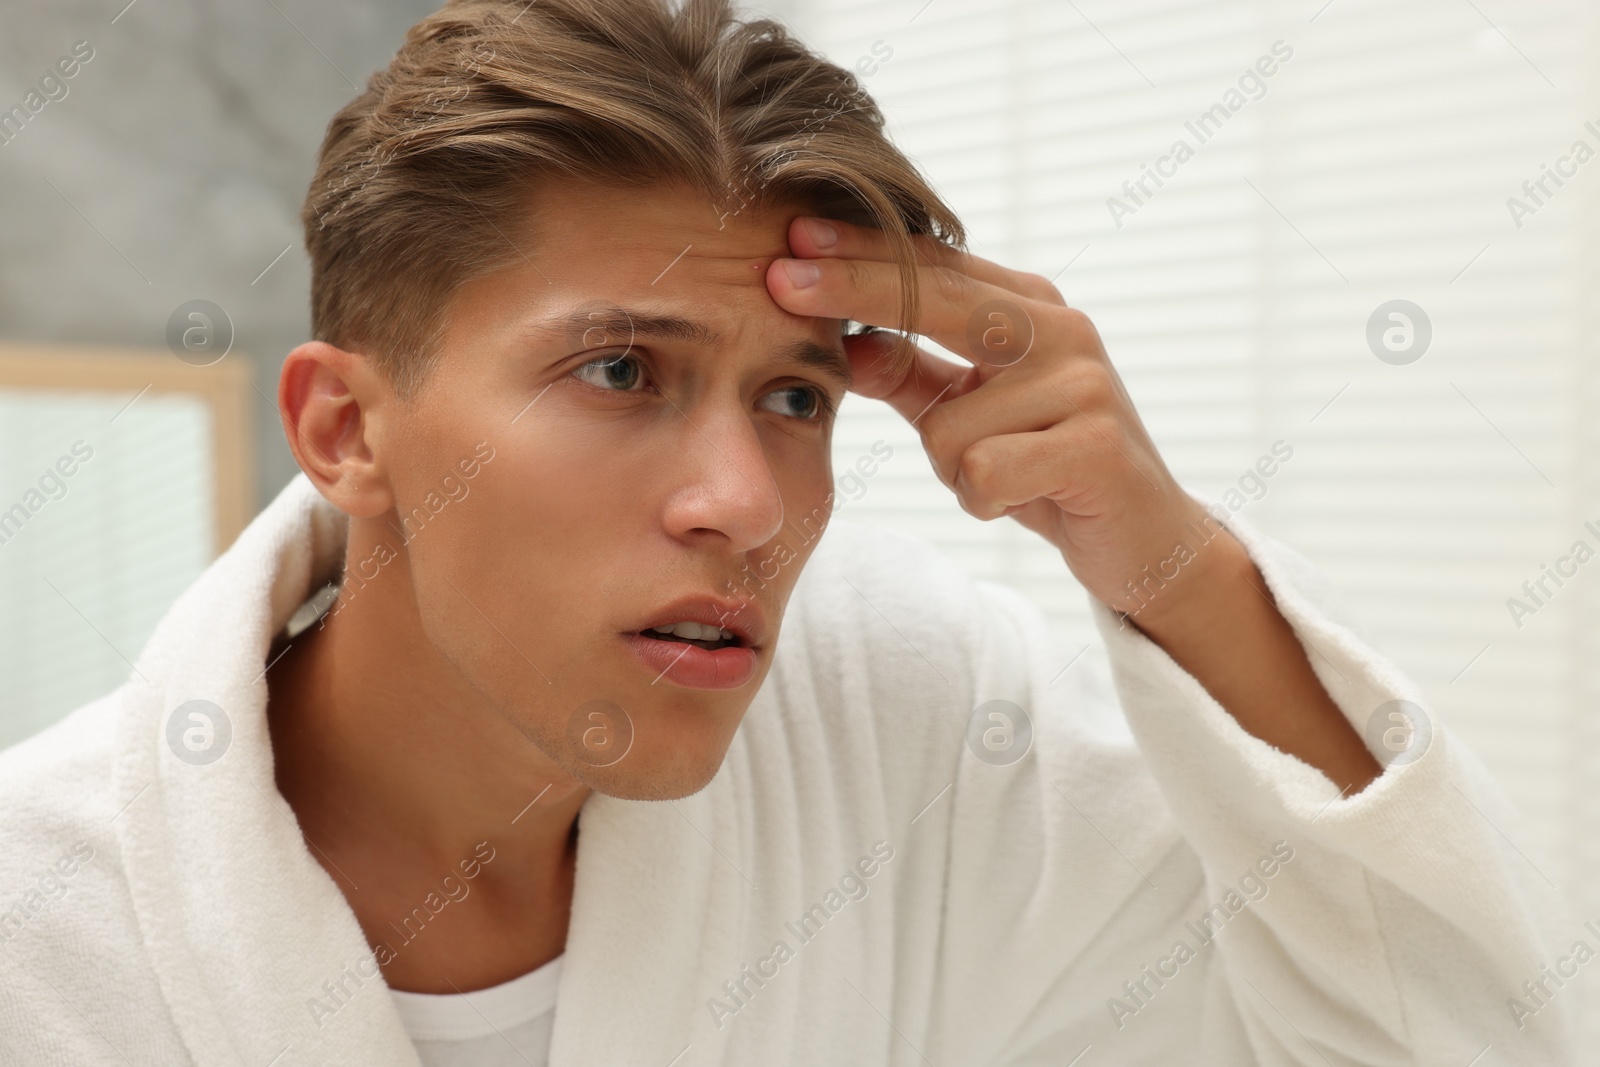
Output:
(658, 406), (786, 553)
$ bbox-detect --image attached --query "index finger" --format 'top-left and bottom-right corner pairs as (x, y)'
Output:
(786, 216), (1068, 307)
(766, 255), (1042, 375)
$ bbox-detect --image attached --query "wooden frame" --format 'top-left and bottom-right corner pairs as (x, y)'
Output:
(0, 344), (256, 556)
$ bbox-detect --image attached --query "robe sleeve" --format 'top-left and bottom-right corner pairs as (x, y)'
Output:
(923, 508), (1577, 1066)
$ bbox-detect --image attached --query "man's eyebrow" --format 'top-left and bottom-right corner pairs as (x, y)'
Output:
(543, 307), (852, 389)
(550, 310), (718, 346)
(774, 339), (852, 390)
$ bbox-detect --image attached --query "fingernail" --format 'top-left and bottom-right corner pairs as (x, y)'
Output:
(782, 259), (822, 289)
(802, 217), (838, 249)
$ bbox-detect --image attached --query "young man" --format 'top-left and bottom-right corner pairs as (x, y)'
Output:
(0, 0), (1575, 1063)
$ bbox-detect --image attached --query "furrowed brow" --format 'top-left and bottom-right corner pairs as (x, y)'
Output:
(542, 306), (850, 387)
(550, 308), (719, 347)
(774, 339), (852, 390)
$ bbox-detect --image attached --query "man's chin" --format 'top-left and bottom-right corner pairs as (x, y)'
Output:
(545, 685), (752, 799)
(508, 687), (749, 800)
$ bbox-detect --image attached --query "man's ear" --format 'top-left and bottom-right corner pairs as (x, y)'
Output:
(278, 341), (393, 518)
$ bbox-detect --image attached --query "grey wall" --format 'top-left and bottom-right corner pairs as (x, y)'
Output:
(0, 0), (441, 508)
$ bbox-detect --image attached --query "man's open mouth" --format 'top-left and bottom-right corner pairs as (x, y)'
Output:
(636, 622), (742, 651)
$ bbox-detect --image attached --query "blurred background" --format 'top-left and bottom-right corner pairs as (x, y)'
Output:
(2, 0), (1596, 1043)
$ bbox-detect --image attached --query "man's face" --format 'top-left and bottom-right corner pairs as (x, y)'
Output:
(373, 181), (849, 800)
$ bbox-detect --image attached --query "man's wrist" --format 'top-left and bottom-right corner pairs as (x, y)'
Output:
(1123, 516), (1259, 646)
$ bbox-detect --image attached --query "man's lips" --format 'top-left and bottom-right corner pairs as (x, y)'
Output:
(628, 595), (767, 650)
(621, 632), (759, 690)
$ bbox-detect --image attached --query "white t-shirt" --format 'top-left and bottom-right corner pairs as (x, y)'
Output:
(388, 954), (562, 1067)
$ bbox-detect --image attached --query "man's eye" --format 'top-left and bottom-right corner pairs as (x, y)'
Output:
(571, 358), (831, 422)
(571, 352), (644, 392)
(760, 385), (834, 422)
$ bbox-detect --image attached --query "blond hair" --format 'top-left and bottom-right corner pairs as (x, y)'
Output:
(300, 0), (964, 397)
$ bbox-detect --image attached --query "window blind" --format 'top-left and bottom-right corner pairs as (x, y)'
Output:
(0, 390), (214, 749)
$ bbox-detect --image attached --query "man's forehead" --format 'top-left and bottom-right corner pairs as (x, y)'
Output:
(472, 182), (842, 359)
(582, 226), (792, 291)
(525, 181), (802, 290)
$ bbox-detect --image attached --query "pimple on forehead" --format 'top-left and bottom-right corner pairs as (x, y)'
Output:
(668, 243), (789, 289)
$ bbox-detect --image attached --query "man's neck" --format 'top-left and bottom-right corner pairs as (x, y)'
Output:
(265, 536), (592, 993)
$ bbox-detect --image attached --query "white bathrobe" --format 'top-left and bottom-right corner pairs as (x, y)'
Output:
(0, 473), (1576, 1065)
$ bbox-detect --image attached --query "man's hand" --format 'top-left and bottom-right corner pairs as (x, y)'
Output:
(765, 216), (1381, 795)
(766, 216), (1206, 624)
